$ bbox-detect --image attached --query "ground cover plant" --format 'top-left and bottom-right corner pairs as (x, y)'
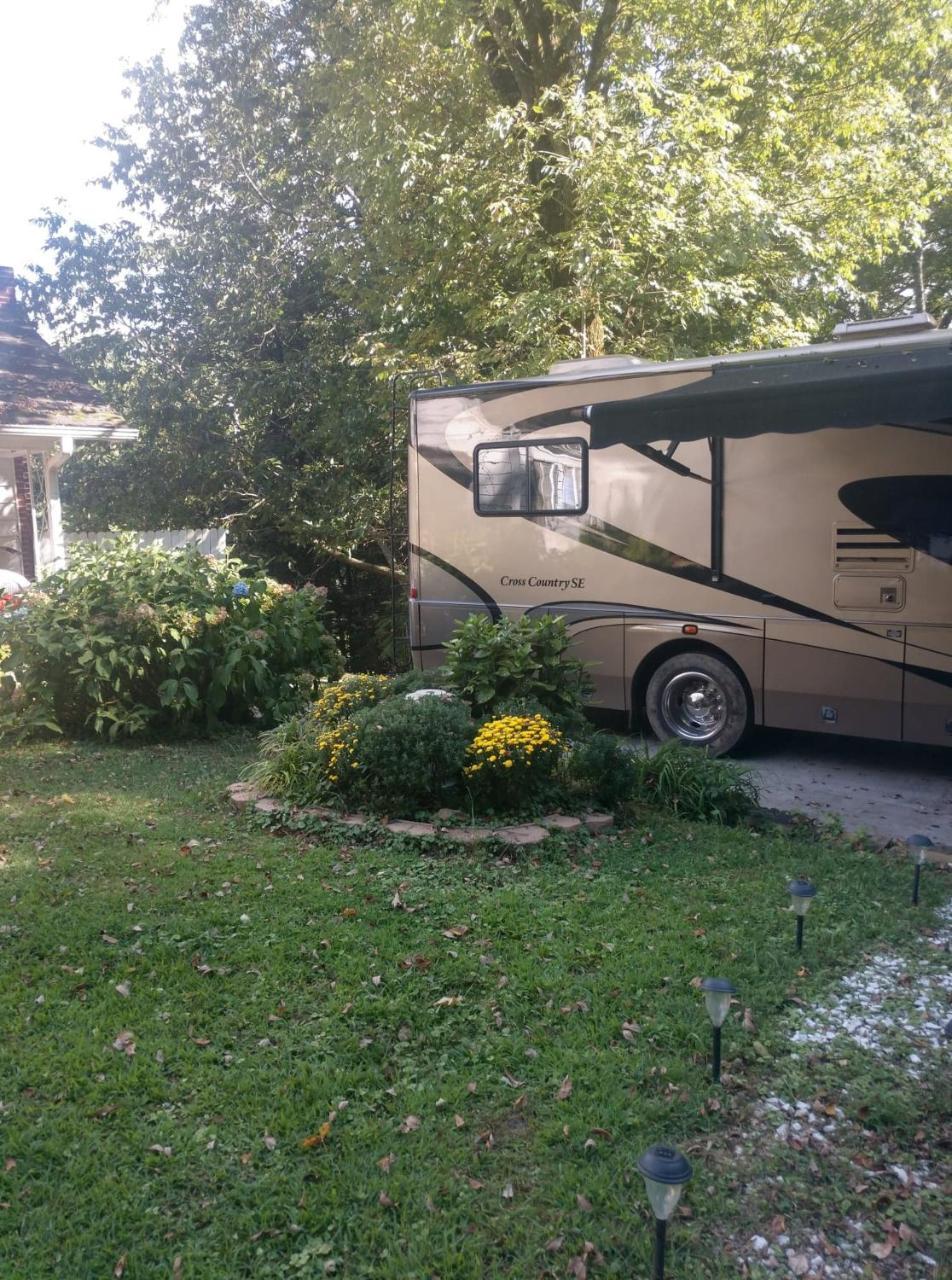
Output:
(0, 738), (947, 1279)
(0, 536), (342, 739)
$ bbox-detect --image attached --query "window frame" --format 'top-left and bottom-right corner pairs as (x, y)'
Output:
(473, 436), (589, 518)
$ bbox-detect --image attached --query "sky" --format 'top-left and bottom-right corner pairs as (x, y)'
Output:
(0, 0), (192, 275)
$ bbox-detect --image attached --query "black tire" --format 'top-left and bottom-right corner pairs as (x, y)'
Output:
(644, 652), (751, 756)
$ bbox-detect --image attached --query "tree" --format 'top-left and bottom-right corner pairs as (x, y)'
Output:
(25, 0), (952, 662)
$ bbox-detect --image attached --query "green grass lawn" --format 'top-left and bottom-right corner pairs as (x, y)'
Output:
(0, 738), (946, 1279)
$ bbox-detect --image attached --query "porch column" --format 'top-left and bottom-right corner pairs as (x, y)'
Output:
(44, 439), (72, 574)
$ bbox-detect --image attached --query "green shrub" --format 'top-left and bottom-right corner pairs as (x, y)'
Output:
(444, 613), (591, 724)
(565, 733), (637, 810)
(630, 741), (758, 823)
(464, 712), (565, 810)
(0, 535), (342, 739)
(346, 695), (473, 811)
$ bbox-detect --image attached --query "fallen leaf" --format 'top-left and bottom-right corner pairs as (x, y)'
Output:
(433, 995), (461, 1007)
(301, 1122), (332, 1150)
(101, 934), (119, 945)
(111, 1030), (136, 1056)
(3, 1159), (14, 1172)
(391, 890), (403, 909)
(568, 1258), (587, 1279)
(240, 1152), (252, 1166)
(501, 1072), (524, 1088)
(545, 1236), (564, 1252)
(371, 975), (382, 987)
(378, 1191), (395, 1208)
(620, 1020), (640, 1041)
(870, 1240), (894, 1260)
(340, 907), (358, 919)
(399, 1115), (421, 1133)
(769, 1214), (786, 1236)
(454, 1114), (465, 1129)
(589, 1127), (612, 1140)
(689, 976), (703, 989)
(262, 1134), (277, 1151)
(576, 1193), (593, 1211)
(95, 1104), (119, 1120)
(377, 1152), (395, 1173)
(556, 1075), (573, 1101)
(114, 981), (131, 998)
(147, 1144), (172, 1158)
(442, 925), (469, 939)
(172, 1257), (183, 1280)
(191, 1037), (211, 1048)
(113, 1256), (127, 1279)
(743, 1008), (756, 1032)
(466, 1082), (477, 1094)
(466, 1177), (483, 1190)
(501, 1181), (514, 1200)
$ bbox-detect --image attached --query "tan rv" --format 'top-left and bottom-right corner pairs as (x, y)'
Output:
(408, 315), (952, 753)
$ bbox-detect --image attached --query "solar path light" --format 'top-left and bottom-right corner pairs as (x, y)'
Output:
(637, 1144), (693, 1280)
(787, 879), (817, 952)
(700, 977), (736, 1083)
(907, 834), (932, 906)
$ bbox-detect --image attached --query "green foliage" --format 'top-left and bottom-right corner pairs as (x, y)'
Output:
(443, 613), (590, 723)
(345, 695), (474, 811)
(0, 537), (342, 740)
(630, 741), (759, 824)
(565, 733), (638, 811)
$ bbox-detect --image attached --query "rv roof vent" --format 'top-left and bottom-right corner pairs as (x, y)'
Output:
(547, 354), (648, 378)
(831, 312), (937, 342)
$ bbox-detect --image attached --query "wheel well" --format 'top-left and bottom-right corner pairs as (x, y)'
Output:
(630, 639), (754, 730)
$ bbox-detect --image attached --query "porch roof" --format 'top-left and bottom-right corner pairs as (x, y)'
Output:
(0, 266), (138, 447)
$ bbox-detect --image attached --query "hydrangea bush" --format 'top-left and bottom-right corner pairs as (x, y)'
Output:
(0, 535), (342, 738)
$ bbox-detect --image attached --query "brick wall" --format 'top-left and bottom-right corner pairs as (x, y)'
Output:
(13, 455), (36, 580)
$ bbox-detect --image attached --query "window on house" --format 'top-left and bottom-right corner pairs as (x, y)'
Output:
(474, 439), (587, 515)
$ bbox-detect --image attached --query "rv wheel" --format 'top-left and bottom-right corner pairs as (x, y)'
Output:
(645, 653), (751, 756)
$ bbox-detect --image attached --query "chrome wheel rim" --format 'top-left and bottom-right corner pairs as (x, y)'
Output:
(660, 671), (728, 742)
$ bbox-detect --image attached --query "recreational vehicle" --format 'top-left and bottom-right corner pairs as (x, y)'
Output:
(408, 314), (952, 754)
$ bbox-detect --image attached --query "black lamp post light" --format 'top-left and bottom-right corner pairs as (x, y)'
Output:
(787, 878), (817, 951)
(637, 1144), (693, 1280)
(700, 977), (736, 1083)
(907, 834), (932, 905)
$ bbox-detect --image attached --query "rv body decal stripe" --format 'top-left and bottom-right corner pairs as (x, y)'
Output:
(410, 545), (501, 621)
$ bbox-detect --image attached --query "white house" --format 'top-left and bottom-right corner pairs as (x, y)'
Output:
(0, 265), (138, 580)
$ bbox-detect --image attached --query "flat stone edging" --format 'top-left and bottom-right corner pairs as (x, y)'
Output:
(226, 783), (612, 846)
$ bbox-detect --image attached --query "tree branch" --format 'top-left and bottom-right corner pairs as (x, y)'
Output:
(584, 0), (620, 94)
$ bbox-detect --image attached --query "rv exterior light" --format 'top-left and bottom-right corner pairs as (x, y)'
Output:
(907, 834), (932, 905)
(701, 978), (736, 1083)
(682, 623), (699, 635)
(788, 879), (817, 951)
(637, 1144), (693, 1280)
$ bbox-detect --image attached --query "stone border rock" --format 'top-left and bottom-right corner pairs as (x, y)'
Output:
(228, 784), (613, 846)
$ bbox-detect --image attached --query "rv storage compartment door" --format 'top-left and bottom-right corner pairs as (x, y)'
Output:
(903, 628), (952, 746)
(764, 620), (903, 740)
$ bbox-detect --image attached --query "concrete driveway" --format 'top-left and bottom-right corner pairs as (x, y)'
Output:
(730, 730), (952, 847)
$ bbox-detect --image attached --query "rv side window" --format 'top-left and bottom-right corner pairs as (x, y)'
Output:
(475, 439), (587, 516)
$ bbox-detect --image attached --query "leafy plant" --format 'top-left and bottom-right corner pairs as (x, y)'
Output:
(345, 695), (473, 811)
(0, 536), (342, 739)
(629, 740), (759, 824)
(444, 614), (590, 724)
(564, 733), (638, 811)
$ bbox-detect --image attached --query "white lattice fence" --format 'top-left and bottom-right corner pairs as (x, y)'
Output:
(65, 528), (227, 557)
